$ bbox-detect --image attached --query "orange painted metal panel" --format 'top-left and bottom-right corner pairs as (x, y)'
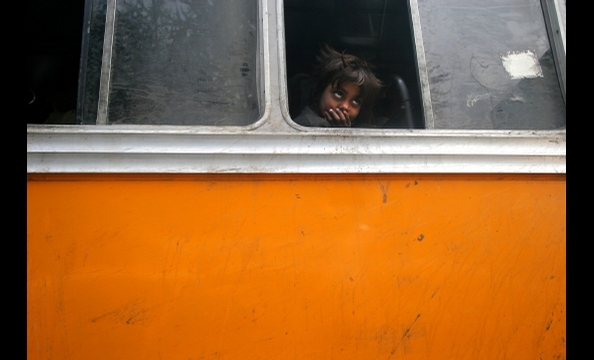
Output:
(27, 174), (566, 359)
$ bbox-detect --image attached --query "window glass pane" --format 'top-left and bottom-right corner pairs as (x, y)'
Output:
(417, 0), (566, 129)
(106, 0), (260, 125)
(78, 0), (107, 124)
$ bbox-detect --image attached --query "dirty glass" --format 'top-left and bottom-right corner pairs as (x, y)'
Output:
(417, 0), (566, 129)
(78, 0), (107, 124)
(101, 0), (260, 125)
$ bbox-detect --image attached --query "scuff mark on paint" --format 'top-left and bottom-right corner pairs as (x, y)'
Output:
(501, 50), (543, 79)
(380, 182), (389, 203)
(389, 313), (422, 359)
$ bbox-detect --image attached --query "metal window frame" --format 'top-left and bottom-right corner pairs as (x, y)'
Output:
(26, 0), (566, 174)
(541, 0), (566, 104)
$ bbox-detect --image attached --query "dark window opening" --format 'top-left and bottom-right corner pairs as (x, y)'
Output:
(284, 0), (425, 129)
(26, 0), (86, 125)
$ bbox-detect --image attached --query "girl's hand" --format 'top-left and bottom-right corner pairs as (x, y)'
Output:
(324, 108), (351, 127)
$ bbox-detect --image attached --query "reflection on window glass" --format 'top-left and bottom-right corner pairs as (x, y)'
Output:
(417, 0), (566, 129)
(284, 0), (426, 129)
(105, 0), (260, 125)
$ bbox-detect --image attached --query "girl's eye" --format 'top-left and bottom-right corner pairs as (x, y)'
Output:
(333, 91), (343, 99)
(352, 99), (362, 107)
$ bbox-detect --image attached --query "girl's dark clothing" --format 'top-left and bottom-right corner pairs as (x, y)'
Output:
(293, 106), (332, 127)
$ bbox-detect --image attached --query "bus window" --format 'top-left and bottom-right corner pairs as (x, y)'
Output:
(417, 0), (566, 129)
(283, 0), (426, 129)
(283, 0), (565, 130)
(80, 0), (263, 126)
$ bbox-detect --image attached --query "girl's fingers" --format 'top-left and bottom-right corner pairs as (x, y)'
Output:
(328, 109), (341, 125)
(337, 109), (350, 127)
(329, 109), (340, 119)
(327, 108), (351, 127)
(333, 108), (346, 122)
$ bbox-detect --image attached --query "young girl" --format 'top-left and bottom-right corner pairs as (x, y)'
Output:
(294, 45), (382, 127)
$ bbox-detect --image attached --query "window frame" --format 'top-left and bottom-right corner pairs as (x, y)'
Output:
(541, 0), (566, 103)
(26, 0), (566, 174)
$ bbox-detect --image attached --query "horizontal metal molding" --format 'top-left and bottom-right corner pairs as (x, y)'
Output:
(27, 126), (566, 174)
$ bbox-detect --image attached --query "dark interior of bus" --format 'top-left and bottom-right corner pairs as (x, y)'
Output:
(284, 0), (425, 128)
(26, 0), (85, 125)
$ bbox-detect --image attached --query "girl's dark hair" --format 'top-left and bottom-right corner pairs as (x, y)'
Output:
(310, 45), (383, 118)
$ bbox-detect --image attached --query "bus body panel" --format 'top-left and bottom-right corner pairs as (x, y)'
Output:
(27, 174), (566, 360)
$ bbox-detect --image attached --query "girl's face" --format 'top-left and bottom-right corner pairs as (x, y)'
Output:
(319, 82), (363, 124)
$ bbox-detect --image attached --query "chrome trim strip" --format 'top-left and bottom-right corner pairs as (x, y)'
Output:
(28, 126), (566, 174)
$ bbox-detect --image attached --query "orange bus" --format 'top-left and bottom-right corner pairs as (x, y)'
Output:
(27, 0), (566, 359)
